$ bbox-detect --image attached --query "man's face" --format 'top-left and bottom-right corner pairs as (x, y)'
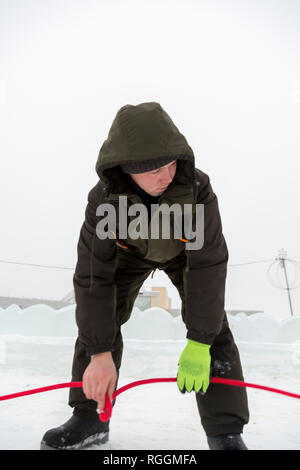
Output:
(130, 160), (177, 196)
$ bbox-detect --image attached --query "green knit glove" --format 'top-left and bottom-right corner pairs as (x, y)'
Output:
(177, 339), (211, 394)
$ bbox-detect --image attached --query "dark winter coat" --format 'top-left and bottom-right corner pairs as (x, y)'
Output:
(73, 102), (229, 356)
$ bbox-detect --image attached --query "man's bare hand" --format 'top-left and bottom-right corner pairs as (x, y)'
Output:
(82, 351), (117, 413)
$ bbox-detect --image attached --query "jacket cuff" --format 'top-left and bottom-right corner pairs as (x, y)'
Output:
(84, 344), (113, 357)
(186, 327), (215, 346)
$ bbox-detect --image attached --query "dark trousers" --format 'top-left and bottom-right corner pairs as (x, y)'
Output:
(69, 248), (249, 437)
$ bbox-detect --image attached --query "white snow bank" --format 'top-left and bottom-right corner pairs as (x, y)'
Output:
(0, 304), (300, 344)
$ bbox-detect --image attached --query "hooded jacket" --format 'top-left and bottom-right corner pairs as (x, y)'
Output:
(73, 102), (229, 356)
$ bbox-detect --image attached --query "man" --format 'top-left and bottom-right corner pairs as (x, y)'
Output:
(41, 102), (249, 450)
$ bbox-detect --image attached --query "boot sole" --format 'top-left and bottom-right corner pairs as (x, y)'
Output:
(40, 431), (109, 450)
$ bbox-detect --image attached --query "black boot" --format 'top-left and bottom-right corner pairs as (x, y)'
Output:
(207, 433), (248, 450)
(40, 414), (109, 450)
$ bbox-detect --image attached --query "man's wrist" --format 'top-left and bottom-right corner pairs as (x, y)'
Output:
(91, 351), (112, 361)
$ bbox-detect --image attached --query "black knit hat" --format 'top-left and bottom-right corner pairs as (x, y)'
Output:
(120, 156), (177, 174)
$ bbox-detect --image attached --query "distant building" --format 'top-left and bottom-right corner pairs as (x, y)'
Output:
(134, 287), (160, 310)
(135, 286), (181, 317)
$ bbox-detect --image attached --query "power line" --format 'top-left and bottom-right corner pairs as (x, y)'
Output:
(0, 259), (74, 271)
(229, 259), (274, 267)
(288, 258), (300, 264)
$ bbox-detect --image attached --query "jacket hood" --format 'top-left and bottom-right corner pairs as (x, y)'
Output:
(95, 102), (195, 195)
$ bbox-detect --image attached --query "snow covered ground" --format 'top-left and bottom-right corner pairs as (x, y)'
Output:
(1, 305), (300, 450)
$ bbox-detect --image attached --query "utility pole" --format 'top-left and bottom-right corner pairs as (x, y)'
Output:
(278, 248), (294, 317)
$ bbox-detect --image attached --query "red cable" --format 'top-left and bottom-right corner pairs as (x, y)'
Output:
(1, 377), (300, 423)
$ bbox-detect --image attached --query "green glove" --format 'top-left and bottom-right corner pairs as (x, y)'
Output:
(177, 339), (211, 394)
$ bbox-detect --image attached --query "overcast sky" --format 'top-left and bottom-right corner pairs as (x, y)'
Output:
(0, 0), (299, 316)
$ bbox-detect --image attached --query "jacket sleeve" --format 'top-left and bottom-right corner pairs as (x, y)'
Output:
(73, 181), (118, 356)
(184, 172), (229, 345)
